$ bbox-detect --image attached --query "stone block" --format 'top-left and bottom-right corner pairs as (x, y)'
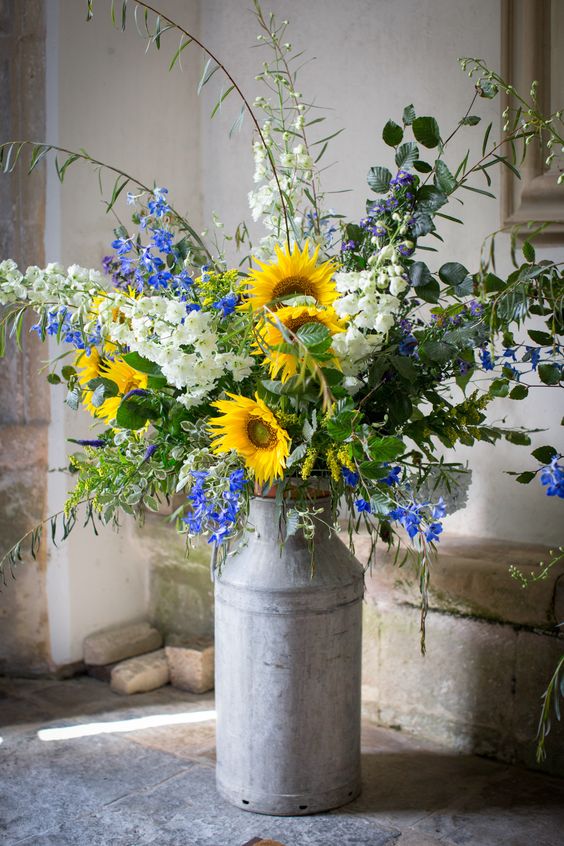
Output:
(348, 531), (561, 629)
(165, 637), (214, 693)
(362, 601), (517, 759)
(110, 649), (169, 695)
(83, 621), (162, 666)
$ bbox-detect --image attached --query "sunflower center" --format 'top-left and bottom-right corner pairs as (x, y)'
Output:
(272, 275), (315, 302)
(283, 315), (322, 334)
(247, 416), (277, 449)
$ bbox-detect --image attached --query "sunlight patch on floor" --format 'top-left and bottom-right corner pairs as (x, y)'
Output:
(37, 709), (217, 741)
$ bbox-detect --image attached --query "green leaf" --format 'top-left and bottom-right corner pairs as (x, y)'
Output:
(490, 378), (509, 397)
(412, 116), (441, 148)
(87, 377), (119, 397)
(538, 363), (562, 385)
(460, 115), (481, 126)
(532, 445), (557, 464)
(395, 142), (419, 169)
(483, 272), (506, 293)
(414, 279), (441, 303)
(61, 365), (76, 381)
(367, 435), (405, 462)
(402, 104), (416, 125)
(416, 185), (447, 212)
(419, 340), (454, 363)
(522, 240), (535, 262)
(527, 329), (553, 346)
(439, 262), (469, 287)
(296, 322), (331, 354)
(510, 384), (529, 400)
(383, 119), (403, 147)
(286, 443), (307, 468)
(115, 395), (158, 430)
(516, 471), (535, 484)
(122, 352), (164, 377)
(391, 355), (417, 380)
(66, 388), (80, 411)
(408, 261), (432, 287)
(505, 430), (531, 446)
(413, 160), (433, 173)
(359, 461), (389, 481)
(434, 160), (456, 194)
(367, 166), (392, 193)
(47, 373), (61, 385)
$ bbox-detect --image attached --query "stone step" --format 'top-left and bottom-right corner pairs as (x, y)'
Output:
(110, 649), (169, 695)
(165, 637), (214, 693)
(83, 621), (162, 666)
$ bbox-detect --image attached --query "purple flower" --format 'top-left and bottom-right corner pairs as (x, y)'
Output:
(123, 388), (149, 401)
(143, 444), (158, 462)
(74, 439), (105, 448)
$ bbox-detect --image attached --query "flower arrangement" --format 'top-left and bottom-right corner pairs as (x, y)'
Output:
(0, 4), (562, 648)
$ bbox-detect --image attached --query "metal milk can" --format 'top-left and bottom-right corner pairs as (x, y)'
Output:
(214, 495), (364, 816)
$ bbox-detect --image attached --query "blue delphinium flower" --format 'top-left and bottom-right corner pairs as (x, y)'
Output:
(148, 187), (171, 218)
(479, 348), (494, 371)
(540, 458), (564, 498)
(151, 228), (175, 254)
(525, 346), (541, 370)
(382, 466), (402, 486)
(147, 269), (173, 290)
(111, 236), (133, 256)
(425, 522), (443, 543)
(355, 497), (372, 513)
(212, 292), (238, 317)
(183, 469), (248, 544)
(342, 467), (359, 487)
(432, 497), (447, 519)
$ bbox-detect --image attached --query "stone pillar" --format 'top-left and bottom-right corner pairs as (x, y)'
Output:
(0, 0), (51, 674)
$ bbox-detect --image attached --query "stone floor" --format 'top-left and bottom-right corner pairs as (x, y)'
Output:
(0, 677), (563, 845)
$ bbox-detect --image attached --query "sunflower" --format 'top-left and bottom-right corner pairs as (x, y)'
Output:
(245, 241), (337, 311)
(75, 350), (148, 424)
(209, 394), (290, 487)
(255, 304), (345, 382)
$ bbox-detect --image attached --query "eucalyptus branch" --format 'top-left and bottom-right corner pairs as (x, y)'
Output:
(87, 0), (291, 246)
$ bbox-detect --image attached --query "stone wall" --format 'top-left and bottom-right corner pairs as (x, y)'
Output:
(0, 0), (51, 674)
(358, 534), (564, 777)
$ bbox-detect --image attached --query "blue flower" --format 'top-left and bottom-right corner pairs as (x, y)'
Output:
(503, 348), (517, 361)
(148, 270), (173, 290)
(425, 522), (443, 543)
(342, 467), (359, 487)
(151, 228), (175, 254)
(525, 346), (541, 371)
(399, 334), (418, 357)
(355, 497), (372, 513)
(539, 458), (564, 498)
(212, 292), (239, 317)
(229, 469), (247, 493)
(432, 497), (447, 519)
(148, 187), (171, 218)
(341, 240), (356, 252)
(479, 348), (494, 371)
(111, 236), (133, 256)
(74, 439), (105, 448)
(382, 466), (402, 486)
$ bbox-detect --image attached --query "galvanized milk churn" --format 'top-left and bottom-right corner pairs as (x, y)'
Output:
(214, 495), (364, 815)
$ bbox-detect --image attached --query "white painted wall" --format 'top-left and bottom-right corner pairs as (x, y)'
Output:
(44, 0), (562, 663)
(45, 0), (202, 665)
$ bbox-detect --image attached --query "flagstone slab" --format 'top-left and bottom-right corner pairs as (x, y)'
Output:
(83, 621), (162, 666)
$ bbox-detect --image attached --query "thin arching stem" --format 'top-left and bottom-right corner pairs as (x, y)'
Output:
(99, 0), (292, 247)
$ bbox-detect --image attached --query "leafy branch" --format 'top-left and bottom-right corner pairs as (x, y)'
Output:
(0, 140), (211, 262)
(86, 0), (291, 245)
